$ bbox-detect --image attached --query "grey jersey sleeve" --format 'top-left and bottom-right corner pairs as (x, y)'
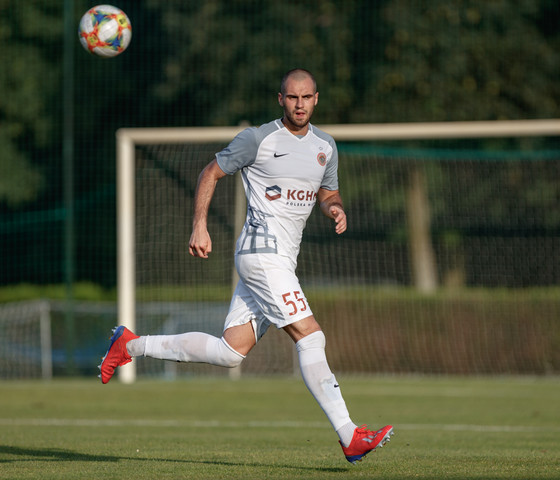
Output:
(321, 138), (339, 191)
(216, 127), (259, 175)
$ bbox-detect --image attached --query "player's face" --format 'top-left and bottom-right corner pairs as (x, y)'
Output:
(278, 77), (318, 135)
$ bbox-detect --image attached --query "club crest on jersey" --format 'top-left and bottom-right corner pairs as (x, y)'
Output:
(265, 185), (282, 201)
(317, 152), (327, 166)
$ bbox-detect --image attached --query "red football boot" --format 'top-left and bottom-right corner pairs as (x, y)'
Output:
(340, 424), (394, 464)
(99, 326), (139, 384)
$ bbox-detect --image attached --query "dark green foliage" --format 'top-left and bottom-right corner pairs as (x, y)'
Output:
(0, 1), (559, 287)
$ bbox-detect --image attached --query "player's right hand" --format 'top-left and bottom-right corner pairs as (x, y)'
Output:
(189, 228), (212, 258)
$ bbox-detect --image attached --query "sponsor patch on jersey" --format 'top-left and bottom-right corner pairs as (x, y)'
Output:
(265, 185), (282, 201)
(317, 152), (327, 166)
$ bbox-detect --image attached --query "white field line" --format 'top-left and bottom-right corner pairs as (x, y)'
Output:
(0, 418), (558, 433)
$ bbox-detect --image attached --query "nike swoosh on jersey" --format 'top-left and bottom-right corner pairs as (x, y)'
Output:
(274, 153), (289, 157)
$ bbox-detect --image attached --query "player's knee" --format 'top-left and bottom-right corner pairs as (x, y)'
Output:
(219, 338), (245, 368)
(295, 330), (326, 353)
(222, 352), (244, 368)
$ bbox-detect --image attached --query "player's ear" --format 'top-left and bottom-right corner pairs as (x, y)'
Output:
(314, 92), (319, 105)
(278, 92), (284, 106)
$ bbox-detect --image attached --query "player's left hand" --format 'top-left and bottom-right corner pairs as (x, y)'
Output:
(330, 206), (347, 234)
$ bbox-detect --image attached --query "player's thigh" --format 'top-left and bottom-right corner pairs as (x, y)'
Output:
(223, 278), (273, 344)
(223, 322), (256, 356)
(235, 253), (313, 327)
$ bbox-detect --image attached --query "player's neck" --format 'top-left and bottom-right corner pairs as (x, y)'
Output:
(281, 117), (310, 136)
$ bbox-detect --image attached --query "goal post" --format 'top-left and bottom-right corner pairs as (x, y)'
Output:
(116, 119), (560, 383)
(116, 126), (246, 383)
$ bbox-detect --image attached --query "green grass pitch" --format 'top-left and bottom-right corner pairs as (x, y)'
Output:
(0, 376), (558, 479)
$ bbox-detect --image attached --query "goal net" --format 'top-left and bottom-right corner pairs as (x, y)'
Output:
(117, 120), (560, 382)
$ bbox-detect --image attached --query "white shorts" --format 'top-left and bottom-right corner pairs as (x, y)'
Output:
(223, 253), (313, 342)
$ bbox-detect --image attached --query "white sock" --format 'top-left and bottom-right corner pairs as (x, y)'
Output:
(295, 331), (357, 446)
(130, 332), (245, 368)
(126, 336), (146, 356)
(337, 421), (358, 448)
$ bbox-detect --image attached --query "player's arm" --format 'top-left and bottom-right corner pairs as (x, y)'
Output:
(317, 188), (346, 235)
(189, 158), (228, 258)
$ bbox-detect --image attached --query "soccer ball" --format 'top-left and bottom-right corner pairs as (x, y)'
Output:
(78, 5), (131, 57)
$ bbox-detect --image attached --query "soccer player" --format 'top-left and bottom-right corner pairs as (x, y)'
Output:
(100, 68), (393, 464)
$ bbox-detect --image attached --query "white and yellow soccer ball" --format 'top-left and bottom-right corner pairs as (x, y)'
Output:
(78, 5), (131, 57)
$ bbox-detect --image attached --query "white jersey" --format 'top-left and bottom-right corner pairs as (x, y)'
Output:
(216, 119), (339, 261)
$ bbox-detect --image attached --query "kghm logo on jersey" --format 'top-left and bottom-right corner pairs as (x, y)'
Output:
(317, 152), (327, 166)
(265, 185), (316, 207)
(287, 190), (317, 201)
(265, 185), (282, 201)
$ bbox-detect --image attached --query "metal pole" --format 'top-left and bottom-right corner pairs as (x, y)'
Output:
(63, 0), (75, 375)
(39, 301), (53, 380)
(116, 130), (136, 383)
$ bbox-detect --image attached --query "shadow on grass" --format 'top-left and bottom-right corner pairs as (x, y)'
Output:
(0, 445), (120, 463)
(0, 445), (347, 473)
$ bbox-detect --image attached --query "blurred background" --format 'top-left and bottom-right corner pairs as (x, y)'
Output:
(0, 0), (559, 379)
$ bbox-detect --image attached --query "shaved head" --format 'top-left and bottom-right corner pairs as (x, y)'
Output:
(278, 69), (319, 135)
(280, 69), (317, 95)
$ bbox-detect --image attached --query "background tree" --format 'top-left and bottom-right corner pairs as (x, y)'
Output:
(0, 0), (558, 288)
(0, 0), (62, 205)
(368, 0), (560, 122)
(362, 0), (560, 289)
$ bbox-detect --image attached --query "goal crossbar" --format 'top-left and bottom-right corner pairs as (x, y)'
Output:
(118, 119), (560, 145)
